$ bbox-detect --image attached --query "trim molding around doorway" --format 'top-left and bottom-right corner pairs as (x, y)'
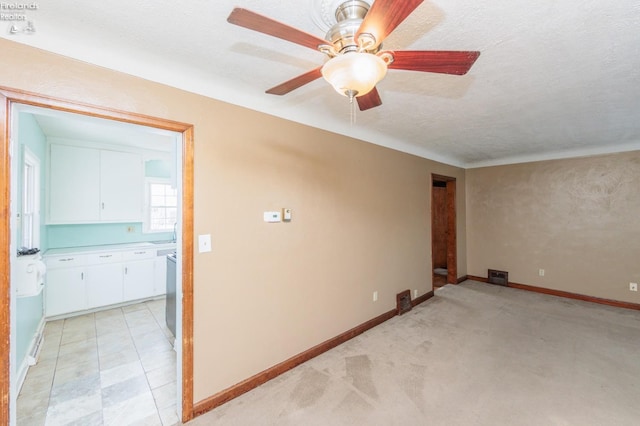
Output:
(0, 87), (196, 424)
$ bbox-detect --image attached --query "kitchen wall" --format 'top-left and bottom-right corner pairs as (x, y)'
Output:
(466, 151), (640, 303)
(46, 222), (167, 248)
(15, 112), (46, 373)
(0, 38), (466, 405)
(145, 159), (172, 179)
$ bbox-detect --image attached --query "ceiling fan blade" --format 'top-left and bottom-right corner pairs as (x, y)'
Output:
(356, 0), (424, 48)
(388, 51), (481, 75)
(357, 88), (382, 111)
(266, 67), (323, 95)
(228, 8), (329, 52)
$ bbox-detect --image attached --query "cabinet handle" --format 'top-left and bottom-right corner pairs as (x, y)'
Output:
(133, 251), (146, 255)
(125, 267), (128, 274)
(99, 254), (112, 258)
(59, 258), (74, 262)
(81, 272), (84, 280)
(102, 202), (105, 210)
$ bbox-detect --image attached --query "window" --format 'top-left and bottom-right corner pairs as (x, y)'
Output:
(147, 180), (177, 232)
(21, 147), (40, 249)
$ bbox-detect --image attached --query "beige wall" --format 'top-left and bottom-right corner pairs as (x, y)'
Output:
(466, 152), (640, 303)
(1, 39), (466, 403)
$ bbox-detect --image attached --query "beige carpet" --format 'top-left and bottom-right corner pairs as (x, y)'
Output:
(187, 281), (640, 425)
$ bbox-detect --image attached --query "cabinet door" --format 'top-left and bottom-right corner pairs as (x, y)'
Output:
(153, 257), (168, 296)
(86, 263), (123, 309)
(45, 267), (86, 317)
(123, 259), (155, 302)
(48, 144), (101, 223)
(100, 150), (143, 222)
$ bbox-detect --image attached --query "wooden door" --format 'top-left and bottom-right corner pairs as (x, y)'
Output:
(432, 185), (447, 269)
(431, 175), (457, 285)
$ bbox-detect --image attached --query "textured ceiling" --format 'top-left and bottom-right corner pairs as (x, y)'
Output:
(3, 0), (640, 167)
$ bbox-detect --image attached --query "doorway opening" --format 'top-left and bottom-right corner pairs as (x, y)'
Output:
(431, 174), (457, 289)
(0, 87), (195, 425)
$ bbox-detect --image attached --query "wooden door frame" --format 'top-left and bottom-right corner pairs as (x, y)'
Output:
(431, 174), (457, 285)
(0, 87), (195, 424)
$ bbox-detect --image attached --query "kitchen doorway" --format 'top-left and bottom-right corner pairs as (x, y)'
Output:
(0, 88), (195, 425)
(431, 174), (457, 288)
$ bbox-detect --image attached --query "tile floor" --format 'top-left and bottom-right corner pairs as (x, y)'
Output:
(17, 299), (179, 426)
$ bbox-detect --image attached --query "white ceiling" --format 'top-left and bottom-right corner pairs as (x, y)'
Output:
(3, 0), (640, 168)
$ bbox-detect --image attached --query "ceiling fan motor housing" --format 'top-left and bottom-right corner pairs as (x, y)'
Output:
(335, 0), (369, 21)
(326, 0), (379, 54)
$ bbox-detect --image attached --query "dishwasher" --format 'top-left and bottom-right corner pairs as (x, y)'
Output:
(166, 251), (177, 338)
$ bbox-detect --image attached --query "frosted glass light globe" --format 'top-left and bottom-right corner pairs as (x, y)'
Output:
(321, 52), (388, 97)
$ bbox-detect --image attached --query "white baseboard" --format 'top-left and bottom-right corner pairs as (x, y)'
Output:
(16, 316), (46, 394)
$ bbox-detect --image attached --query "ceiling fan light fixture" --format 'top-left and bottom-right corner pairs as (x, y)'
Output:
(321, 52), (387, 97)
(228, 2), (481, 112)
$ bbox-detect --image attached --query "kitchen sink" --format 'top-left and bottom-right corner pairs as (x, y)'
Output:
(157, 248), (175, 256)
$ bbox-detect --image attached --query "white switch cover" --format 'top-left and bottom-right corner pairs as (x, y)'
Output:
(198, 234), (211, 253)
(264, 211), (281, 222)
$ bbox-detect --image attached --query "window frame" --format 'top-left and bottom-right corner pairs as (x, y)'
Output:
(143, 177), (178, 234)
(21, 146), (40, 249)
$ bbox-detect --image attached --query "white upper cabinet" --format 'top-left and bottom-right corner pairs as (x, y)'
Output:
(100, 150), (144, 222)
(48, 144), (143, 224)
(49, 144), (101, 223)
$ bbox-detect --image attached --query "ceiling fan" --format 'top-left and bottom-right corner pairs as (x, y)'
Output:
(227, 0), (480, 111)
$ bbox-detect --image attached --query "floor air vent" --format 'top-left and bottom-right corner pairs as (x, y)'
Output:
(488, 269), (508, 286)
(396, 290), (412, 315)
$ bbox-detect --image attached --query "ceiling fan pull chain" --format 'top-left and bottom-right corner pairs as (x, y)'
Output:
(351, 97), (355, 125)
(349, 91), (357, 125)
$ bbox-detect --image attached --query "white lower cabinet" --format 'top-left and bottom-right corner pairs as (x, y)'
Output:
(44, 245), (171, 317)
(123, 248), (155, 302)
(123, 259), (155, 302)
(46, 267), (86, 317)
(87, 263), (123, 309)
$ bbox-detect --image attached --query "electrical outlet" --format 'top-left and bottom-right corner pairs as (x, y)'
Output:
(414, 289), (418, 298)
(539, 269), (545, 277)
(373, 291), (378, 302)
(630, 283), (638, 292)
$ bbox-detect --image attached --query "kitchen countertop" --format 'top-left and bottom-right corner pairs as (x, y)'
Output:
(44, 241), (176, 256)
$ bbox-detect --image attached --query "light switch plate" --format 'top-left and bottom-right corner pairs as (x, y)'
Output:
(198, 234), (211, 253)
(283, 208), (292, 221)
